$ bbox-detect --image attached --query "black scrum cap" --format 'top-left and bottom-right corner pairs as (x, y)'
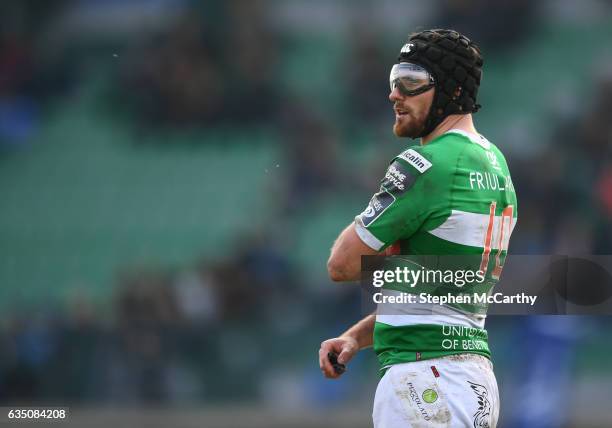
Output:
(398, 29), (484, 137)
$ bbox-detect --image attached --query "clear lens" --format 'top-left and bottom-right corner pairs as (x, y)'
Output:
(389, 63), (434, 95)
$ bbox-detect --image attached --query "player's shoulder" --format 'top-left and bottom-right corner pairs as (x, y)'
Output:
(436, 129), (510, 167)
(392, 135), (462, 176)
(392, 130), (508, 176)
(439, 129), (507, 159)
(439, 129), (491, 149)
(394, 145), (434, 175)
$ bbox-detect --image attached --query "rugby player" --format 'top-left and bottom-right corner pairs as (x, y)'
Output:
(319, 29), (517, 427)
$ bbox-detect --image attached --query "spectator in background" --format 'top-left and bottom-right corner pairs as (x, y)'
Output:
(510, 70), (612, 254)
(0, 29), (38, 147)
(278, 105), (344, 213)
(0, 315), (54, 402)
(221, 0), (280, 125)
(121, 16), (224, 130)
(114, 268), (180, 402)
(0, 1), (74, 148)
(507, 71), (612, 428)
(343, 28), (390, 125)
(581, 73), (612, 253)
(595, 163), (612, 252)
(121, 1), (281, 131)
(0, 30), (34, 99)
(435, 0), (537, 52)
(48, 289), (105, 401)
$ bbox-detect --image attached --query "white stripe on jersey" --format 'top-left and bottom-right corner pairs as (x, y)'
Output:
(354, 215), (385, 250)
(376, 313), (485, 329)
(428, 210), (516, 249)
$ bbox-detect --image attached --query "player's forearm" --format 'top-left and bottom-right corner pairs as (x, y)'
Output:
(340, 313), (376, 349)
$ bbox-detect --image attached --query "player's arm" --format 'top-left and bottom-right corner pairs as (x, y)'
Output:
(327, 223), (379, 282)
(327, 150), (433, 282)
(319, 313), (375, 379)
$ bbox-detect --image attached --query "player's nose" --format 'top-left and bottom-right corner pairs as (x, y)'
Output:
(389, 87), (403, 103)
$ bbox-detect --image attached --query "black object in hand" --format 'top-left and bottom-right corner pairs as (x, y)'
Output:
(327, 352), (346, 375)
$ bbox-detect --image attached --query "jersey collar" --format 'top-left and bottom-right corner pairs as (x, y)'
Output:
(445, 129), (491, 150)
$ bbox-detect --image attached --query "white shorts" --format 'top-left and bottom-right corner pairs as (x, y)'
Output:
(372, 354), (499, 428)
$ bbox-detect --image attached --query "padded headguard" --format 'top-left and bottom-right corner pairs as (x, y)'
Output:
(398, 29), (483, 137)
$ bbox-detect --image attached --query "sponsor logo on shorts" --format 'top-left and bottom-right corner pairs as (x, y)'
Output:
(398, 149), (432, 173)
(468, 381), (492, 428)
(422, 389), (438, 403)
(407, 382), (431, 421)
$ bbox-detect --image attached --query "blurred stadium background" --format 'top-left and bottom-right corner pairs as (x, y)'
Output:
(0, 1), (611, 427)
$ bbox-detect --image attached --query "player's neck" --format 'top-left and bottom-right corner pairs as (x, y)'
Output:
(420, 114), (477, 145)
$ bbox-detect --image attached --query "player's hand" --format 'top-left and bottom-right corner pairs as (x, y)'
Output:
(318, 336), (359, 379)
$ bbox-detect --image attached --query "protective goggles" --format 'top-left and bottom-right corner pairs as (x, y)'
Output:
(389, 62), (435, 96)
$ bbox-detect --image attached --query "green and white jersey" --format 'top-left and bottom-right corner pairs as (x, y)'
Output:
(354, 129), (518, 371)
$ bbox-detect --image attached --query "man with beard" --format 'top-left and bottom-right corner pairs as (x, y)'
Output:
(319, 29), (518, 427)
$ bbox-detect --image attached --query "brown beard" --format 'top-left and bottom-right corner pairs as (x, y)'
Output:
(393, 113), (427, 139)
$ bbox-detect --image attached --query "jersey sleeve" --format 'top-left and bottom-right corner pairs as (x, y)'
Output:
(354, 147), (436, 251)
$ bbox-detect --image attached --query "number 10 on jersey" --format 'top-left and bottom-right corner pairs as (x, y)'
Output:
(480, 202), (514, 280)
